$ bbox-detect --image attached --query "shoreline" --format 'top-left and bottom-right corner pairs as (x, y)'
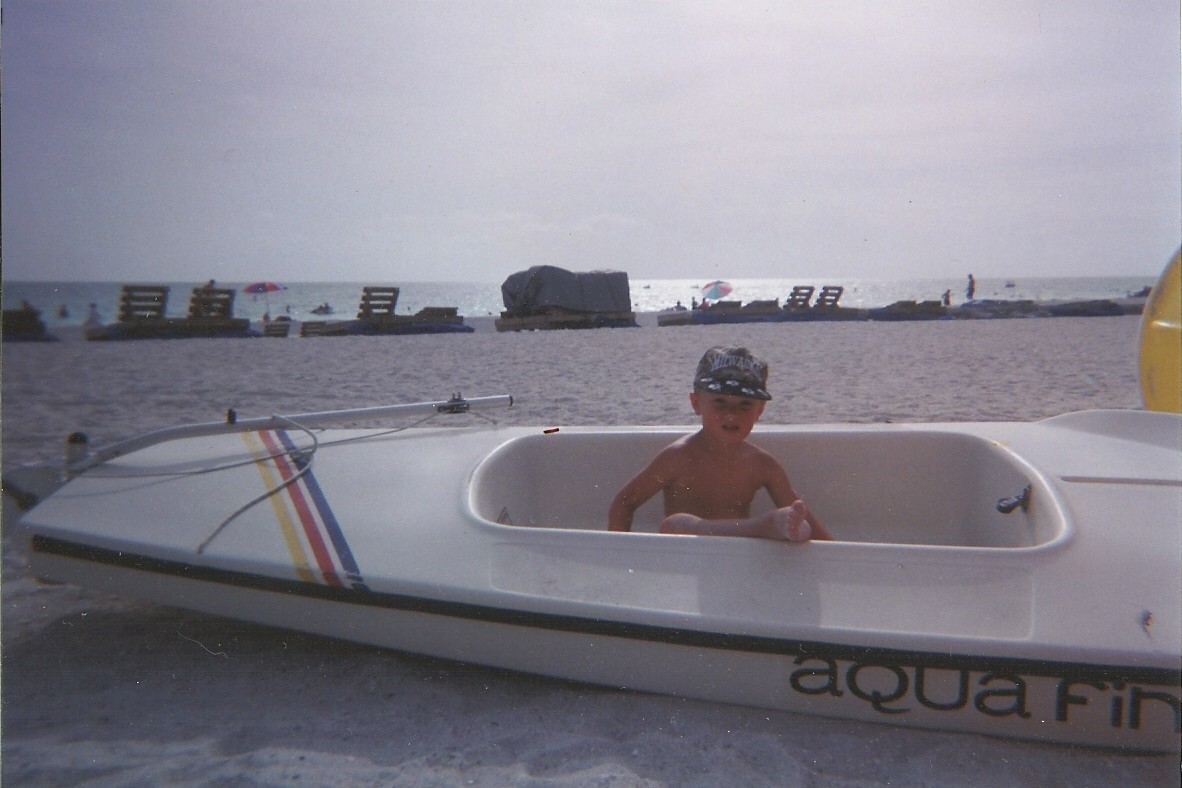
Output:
(4, 293), (1150, 342)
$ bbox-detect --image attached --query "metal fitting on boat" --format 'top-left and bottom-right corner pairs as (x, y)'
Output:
(996, 484), (1032, 514)
(437, 393), (470, 414)
(63, 432), (89, 479)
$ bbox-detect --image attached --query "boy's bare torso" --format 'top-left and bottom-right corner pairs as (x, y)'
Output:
(659, 432), (782, 519)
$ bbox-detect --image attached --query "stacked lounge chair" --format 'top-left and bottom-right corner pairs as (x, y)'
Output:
(86, 285), (253, 340)
(658, 284), (867, 326)
(300, 286), (472, 337)
(2, 305), (57, 342)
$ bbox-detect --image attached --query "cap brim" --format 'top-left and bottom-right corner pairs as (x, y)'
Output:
(695, 377), (772, 400)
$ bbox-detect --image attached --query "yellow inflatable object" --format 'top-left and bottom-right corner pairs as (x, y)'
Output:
(1138, 249), (1182, 412)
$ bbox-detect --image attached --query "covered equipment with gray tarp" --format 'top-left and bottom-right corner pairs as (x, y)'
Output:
(496, 266), (638, 331)
(501, 265), (633, 316)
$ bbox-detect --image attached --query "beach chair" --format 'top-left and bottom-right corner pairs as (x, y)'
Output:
(814, 286), (844, 308)
(299, 320), (353, 337)
(262, 321), (291, 338)
(300, 321), (330, 337)
(786, 286), (815, 309)
(188, 287), (236, 319)
(710, 300), (742, 311)
(357, 286), (400, 318)
(415, 306), (460, 320)
(118, 285), (169, 321)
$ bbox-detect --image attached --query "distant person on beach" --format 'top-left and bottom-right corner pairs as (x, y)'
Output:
(84, 303), (102, 328)
(608, 346), (832, 541)
(965, 274), (976, 301)
(942, 289), (952, 306)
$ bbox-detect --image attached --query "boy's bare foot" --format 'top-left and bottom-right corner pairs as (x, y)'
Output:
(768, 501), (811, 542)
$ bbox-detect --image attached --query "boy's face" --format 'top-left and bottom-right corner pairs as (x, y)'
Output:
(690, 391), (766, 444)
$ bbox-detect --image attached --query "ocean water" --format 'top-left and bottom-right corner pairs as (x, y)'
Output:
(2, 275), (1156, 328)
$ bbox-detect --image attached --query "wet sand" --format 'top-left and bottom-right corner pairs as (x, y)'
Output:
(2, 315), (1174, 786)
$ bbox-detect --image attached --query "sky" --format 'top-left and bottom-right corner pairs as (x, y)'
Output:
(2, 1), (1179, 283)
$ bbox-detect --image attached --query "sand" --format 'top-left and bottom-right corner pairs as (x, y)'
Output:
(2, 315), (1175, 786)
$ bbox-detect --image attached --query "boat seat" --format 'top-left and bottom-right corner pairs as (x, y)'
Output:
(814, 286), (844, 308)
(786, 286), (815, 308)
(117, 285), (169, 321)
(188, 287), (236, 319)
(357, 286), (400, 319)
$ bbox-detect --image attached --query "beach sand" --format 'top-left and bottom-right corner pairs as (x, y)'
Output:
(2, 315), (1175, 786)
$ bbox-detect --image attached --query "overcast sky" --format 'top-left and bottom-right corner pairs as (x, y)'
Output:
(2, 1), (1179, 283)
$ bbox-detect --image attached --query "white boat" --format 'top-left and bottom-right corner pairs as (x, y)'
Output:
(8, 394), (1180, 752)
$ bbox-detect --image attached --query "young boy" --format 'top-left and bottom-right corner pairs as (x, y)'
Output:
(608, 346), (832, 541)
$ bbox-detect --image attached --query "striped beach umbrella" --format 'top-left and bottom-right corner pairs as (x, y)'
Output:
(701, 280), (733, 301)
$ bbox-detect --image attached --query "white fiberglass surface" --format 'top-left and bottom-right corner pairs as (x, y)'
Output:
(470, 429), (1062, 548)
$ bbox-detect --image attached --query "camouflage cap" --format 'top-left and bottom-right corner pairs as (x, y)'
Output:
(693, 346), (771, 401)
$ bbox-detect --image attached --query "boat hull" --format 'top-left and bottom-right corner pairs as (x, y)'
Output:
(27, 532), (1180, 750)
(17, 411), (1182, 751)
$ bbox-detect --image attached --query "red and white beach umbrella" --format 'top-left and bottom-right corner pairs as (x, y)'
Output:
(701, 280), (733, 301)
(242, 281), (287, 313)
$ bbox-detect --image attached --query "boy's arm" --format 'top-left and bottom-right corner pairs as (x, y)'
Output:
(764, 455), (834, 541)
(763, 454), (801, 509)
(608, 450), (678, 532)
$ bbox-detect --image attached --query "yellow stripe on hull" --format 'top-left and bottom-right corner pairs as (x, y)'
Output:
(242, 432), (317, 583)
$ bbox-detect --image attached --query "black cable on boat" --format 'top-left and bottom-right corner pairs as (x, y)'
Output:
(194, 404), (486, 554)
(196, 414), (320, 555)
